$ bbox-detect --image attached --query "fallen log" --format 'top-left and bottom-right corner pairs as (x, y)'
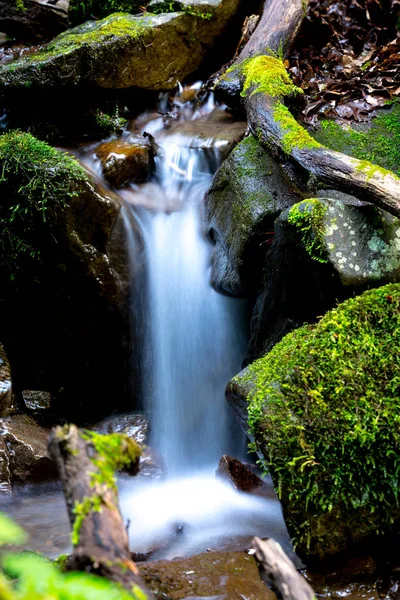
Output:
(48, 424), (152, 599)
(243, 60), (400, 218)
(253, 537), (315, 600)
(215, 0), (306, 104)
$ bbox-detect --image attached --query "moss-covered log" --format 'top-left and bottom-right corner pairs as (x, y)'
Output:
(48, 425), (151, 598)
(215, 0), (307, 104)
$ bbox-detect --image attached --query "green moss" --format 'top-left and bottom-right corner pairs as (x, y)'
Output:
(149, 2), (213, 18)
(273, 102), (321, 154)
(287, 199), (328, 262)
(0, 131), (88, 279)
(71, 431), (141, 546)
(313, 107), (400, 177)
(231, 55), (303, 99)
(15, 0), (26, 12)
(53, 554), (69, 571)
(240, 283), (400, 550)
(69, 0), (148, 25)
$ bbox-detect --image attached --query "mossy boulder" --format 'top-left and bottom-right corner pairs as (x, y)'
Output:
(205, 135), (300, 296)
(247, 192), (400, 361)
(0, 0), (243, 91)
(0, 0), (69, 42)
(0, 131), (134, 419)
(228, 284), (400, 563)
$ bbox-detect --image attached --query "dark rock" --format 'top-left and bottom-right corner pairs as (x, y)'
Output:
(92, 413), (149, 446)
(0, 342), (12, 416)
(95, 137), (152, 187)
(139, 550), (276, 600)
(0, 0), (69, 42)
(0, 436), (11, 494)
(216, 455), (275, 499)
(0, 1), (244, 91)
(323, 556), (377, 583)
(22, 390), (51, 414)
(205, 135), (300, 297)
(0, 414), (56, 486)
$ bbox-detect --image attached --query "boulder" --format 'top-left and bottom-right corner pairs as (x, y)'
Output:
(227, 284), (400, 563)
(139, 550), (276, 600)
(216, 455), (275, 499)
(0, 0), (69, 42)
(21, 390), (51, 414)
(0, 414), (56, 488)
(92, 413), (149, 446)
(247, 193), (400, 360)
(95, 136), (153, 187)
(0, 1), (245, 91)
(205, 135), (300, 296)
(0, 342), (12, 416)
(0, 131), (136, 419)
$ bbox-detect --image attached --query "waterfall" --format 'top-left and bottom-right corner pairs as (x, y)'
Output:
(124, 138), (247, 474)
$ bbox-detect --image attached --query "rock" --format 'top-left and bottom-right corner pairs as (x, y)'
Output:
(0, 131), (137, 419)
(22, 390), (51, 414)
(0, 414), (57, 486)
(0, 0), (69, 42)
(228, 284), (400, 563)
(161, 108), (247, 160)
(0, 1), (244, 91)
(95, 136), (153, 188)
(216, 455), (275, 499)
(91, 413), (149, 446)
(205, 135), (300, 296)
(246, 194), (400, 361)
(139, 550), (276, 600)
(0, 436), (11, 494)
(0, 342), (12, 416)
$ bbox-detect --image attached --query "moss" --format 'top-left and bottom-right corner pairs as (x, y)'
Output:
(15, 0), (26, 12)
(239, 283), (400, 551)
(150, 2), (213, 19)
(53, 554), (69, 571)
(71, 431), (141, 546)
(273, 102), (321, 154)
(93, 109), (127, 136)
(313, 106), (400, 177)
(69, 0), (148, 25)
(0, 131), (88, 279)
(230, 55), (303, 99)
(287, 199), (328, 263)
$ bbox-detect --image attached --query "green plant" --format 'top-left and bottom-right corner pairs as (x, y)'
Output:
(287, 199), (328, 262)
(69, 0), (147, 25)
(238, 283), (400, 550)
(0, 131), (89, 279)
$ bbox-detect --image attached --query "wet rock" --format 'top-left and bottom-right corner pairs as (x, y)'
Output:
(0, 342), (12, 416)
(0, 131), (137, 419)
(139, 550), (276, 600)
(95, 137), (152, 188)
(162, 108), (247, 160)
(0, 0), (69, 42)
(0, 414), (56, 486)
(0, 436), (11, 494)
(22, 390), (51, 414)
(216, 455), (274, 499)
(0, 1), (244, 91)
(205, 135), (300, 296)
(92, 413), (149, 445)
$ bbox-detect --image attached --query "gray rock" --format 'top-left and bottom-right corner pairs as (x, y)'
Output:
(22, 390), (51, 413)
(205, 135), (300, 296)
(92, 413), (149, 446)
(0, 0), (69, 42)
(0, 414), (57, 488)
(0, 0), (243, 90)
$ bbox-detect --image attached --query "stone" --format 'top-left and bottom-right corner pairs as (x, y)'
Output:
(0, 0), (69, 42)
(92, 413), (149, 446)
(205, 135), (300, 296)
(0, 414), (57, 485)
(22, 390), (51, 413)
(216, 454), (275, 499)
(139, 550), (276, 600)
(95, 137), (152, 188)
(0, 1), (244, 91)
(0, 342), (12, 416)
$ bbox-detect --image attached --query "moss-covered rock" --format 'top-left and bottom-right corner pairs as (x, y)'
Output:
(0, 132), (133, 419)
(312, 104), (400, 177)
(228, 284), (400, 563)
(205, 135), (301, 296)
(0, 0), (243, 91)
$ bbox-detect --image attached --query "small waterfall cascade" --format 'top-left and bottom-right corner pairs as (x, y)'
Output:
(123, 137), (247, 474)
